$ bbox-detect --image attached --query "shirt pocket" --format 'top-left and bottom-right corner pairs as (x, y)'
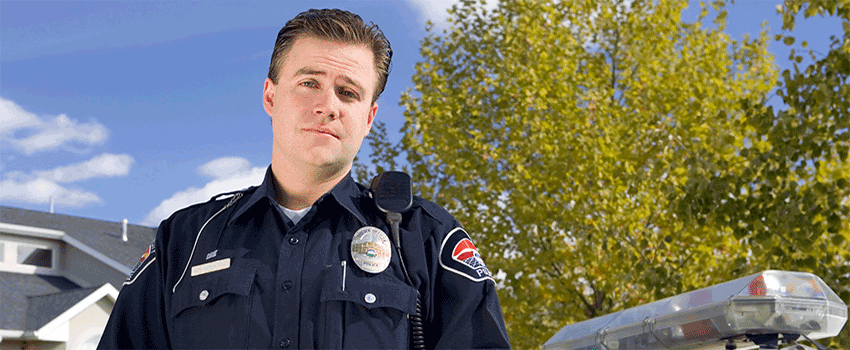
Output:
(169, 263), (257, 349)
(318, 265), (418, 349)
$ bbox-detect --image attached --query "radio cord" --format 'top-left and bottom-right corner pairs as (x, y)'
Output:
(387, 212), (426, 350)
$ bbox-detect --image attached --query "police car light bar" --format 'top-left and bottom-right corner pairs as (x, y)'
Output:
(543, 270), (848, 350)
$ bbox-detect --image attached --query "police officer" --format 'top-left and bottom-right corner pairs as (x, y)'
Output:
(98, 8), (511, 350)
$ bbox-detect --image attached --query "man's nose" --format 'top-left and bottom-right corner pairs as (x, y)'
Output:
(312, 88), (340, 120)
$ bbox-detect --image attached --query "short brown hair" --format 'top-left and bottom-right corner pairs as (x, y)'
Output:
(267, 9), (393, 103)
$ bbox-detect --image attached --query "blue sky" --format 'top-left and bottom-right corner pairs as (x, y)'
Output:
(0, 0), (843, 227)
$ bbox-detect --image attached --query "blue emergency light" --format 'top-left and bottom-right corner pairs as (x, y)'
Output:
(543, 270), (847, 349)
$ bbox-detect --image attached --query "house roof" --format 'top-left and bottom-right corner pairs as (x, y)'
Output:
(0, 206), (156, 272)
(26, 287), (100, 330)
(0, 272), (82, 331)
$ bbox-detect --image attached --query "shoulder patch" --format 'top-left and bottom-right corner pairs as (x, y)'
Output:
(439, 227), (493, 282)
(124, 239), (157, 286)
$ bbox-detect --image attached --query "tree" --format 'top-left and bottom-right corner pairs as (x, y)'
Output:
(673, 0), (850, 347)
(395, 0), (778, 347)
(353, 120), (401, 183)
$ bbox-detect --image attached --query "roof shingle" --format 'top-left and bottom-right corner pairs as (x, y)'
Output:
(0, 272), (82, 330)
(26, 287), (100, 330)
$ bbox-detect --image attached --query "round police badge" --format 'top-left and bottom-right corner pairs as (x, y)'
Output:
(350, 226), (392, 274)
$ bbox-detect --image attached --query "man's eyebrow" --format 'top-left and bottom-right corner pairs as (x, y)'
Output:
(340, 76), (365, 96)
(295, 67), (325, 77)
(294, 67), (365, 96)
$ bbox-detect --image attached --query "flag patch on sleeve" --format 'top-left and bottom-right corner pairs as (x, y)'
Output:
(439, 228), (493, 282)
(124, 239), (157, 285)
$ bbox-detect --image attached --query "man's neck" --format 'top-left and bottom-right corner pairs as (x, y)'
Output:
(270, 161), (349, 210)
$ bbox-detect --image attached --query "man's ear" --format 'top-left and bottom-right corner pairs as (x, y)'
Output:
(366, 102), (378, 133)
(263, 78), (276, 117)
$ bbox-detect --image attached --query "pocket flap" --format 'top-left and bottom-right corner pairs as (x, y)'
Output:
(320, 266), (418, 314)
(171, 263), (256, 318)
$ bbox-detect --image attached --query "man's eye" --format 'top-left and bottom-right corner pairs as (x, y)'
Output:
(301, 81), (317, 88)
(338, 88), (358, 100)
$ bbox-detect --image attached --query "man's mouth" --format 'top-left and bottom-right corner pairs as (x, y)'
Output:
(306, 127), (338, 139)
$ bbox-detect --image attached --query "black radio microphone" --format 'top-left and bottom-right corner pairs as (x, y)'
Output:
(370, 171), (424, 350)
(370, 171), (413, 248)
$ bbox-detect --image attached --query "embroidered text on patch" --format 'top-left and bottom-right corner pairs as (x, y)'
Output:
(452, 238), (492, 278)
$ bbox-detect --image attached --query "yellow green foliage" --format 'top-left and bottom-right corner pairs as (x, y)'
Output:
(686, 0), (850, 347)
(357, 0), (849, 348)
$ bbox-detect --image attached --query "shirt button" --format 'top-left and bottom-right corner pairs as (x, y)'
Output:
(279, 338), (291, 348)
(199, 290), (209, 301)
(282, 280), (293, 290)
(289, 236), (299, 245)
(364, 293), (376, 304)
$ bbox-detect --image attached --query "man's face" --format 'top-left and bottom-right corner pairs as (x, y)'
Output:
(263, 36), (378, 175)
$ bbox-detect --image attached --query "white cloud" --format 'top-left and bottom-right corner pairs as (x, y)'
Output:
(143, 162), (265, 226)
(406, 0), (498, 31)
(33, 153), (134, 183)
(0, 177), (102, 207)
(197, 156), (252, 179)
(0, 97), (108, 155)
(0, 97), (41, 131)
(0, 153), (133, 208)
(0, 97), (130, 209)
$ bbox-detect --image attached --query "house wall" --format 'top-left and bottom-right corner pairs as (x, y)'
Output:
(0, 233), (61, 276)
(65, 247), (127, 289)
(1, 232), (128, 289)
(0, 297), (114, 350)
(66, 298), (112, 350)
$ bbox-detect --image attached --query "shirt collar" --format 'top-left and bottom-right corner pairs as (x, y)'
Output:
(229, 166), (369, 226)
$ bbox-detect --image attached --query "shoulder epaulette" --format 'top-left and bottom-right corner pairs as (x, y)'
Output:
(210, 187), (255, 202)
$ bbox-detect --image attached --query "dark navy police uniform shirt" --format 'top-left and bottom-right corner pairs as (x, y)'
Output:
(98, 167), (511, 349)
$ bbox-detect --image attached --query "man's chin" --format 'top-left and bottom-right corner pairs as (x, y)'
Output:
(306, 155), (354, 177)
(274, 146), (357, 176)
